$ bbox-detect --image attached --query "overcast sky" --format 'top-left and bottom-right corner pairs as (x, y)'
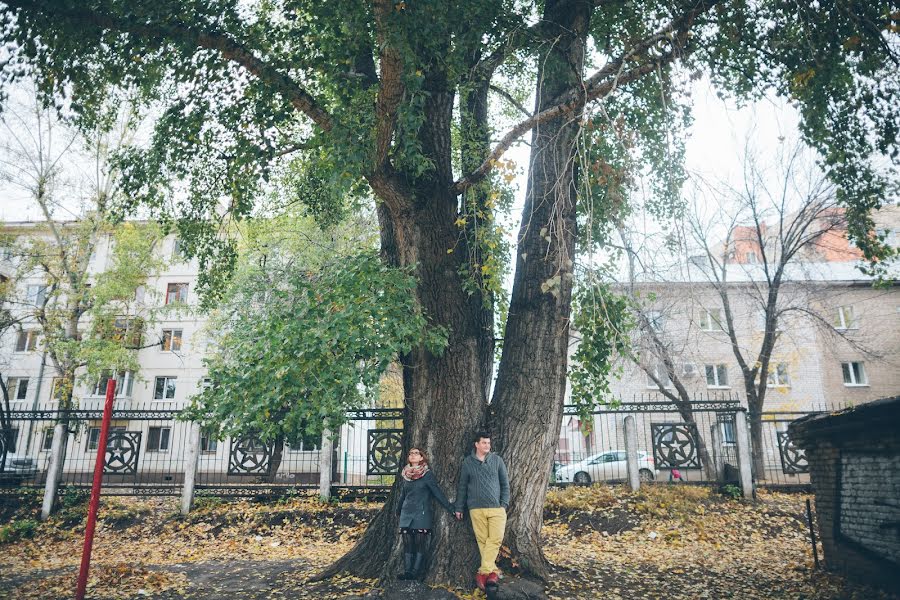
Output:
(0, 77), (799, 227)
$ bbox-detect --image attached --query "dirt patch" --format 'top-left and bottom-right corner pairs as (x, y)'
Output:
(546, 504), (641, 536)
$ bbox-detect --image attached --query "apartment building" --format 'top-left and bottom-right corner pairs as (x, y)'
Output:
(559, 208), (900, 469)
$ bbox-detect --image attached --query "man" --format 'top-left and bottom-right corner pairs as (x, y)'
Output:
(455, 431), (510, 591)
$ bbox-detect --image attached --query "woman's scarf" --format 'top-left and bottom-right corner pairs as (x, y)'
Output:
(401, 463), (429, 481)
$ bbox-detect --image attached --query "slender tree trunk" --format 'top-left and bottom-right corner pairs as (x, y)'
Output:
(491, 0), (591, 580)
(748, 403), (765, 480)
(673, 404), (716, 481)
(265, 435), (284, 484)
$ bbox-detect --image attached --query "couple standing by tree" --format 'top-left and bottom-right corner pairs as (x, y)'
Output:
(396, 431), (510, 592)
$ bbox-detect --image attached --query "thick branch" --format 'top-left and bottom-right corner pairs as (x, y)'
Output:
(474, 0), (622, 79)
(373, 0), (404, 171)
(8, 0), (333, 132)
(452, 0), (720, 195)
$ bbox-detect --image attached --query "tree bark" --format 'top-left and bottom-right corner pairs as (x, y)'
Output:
(491, 0), (592, 580)
(318, 78), (489, 588)
(748, 401), (765, 480)
(672, 403), (716, 481)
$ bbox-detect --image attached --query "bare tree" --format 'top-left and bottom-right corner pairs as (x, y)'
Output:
(0, 89), (165, 497)
(616, 225), (719, 480)
(683, 142), (890, 478)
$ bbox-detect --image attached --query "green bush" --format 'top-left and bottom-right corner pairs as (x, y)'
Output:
(59, 488), (90, 510)
(0, 519), (39, 544)
(720, 484), (743, 500)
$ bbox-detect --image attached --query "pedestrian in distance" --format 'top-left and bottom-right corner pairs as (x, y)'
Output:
(395, 447), (455, 580)
(454, 431), (510, 593)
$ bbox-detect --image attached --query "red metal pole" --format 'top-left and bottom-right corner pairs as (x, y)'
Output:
(75, 378), (116, 600)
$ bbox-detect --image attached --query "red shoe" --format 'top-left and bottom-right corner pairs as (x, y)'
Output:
(486, 572), (500, 586)
(475, 573), (487, 591)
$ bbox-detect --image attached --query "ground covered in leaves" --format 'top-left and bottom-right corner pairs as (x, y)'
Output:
(1, 485), (897, 599)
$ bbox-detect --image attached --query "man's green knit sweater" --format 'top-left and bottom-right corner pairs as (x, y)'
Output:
(455, 451), (510, 510)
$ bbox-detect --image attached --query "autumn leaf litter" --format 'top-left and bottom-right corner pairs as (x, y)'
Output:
(1, 486), (897, 599)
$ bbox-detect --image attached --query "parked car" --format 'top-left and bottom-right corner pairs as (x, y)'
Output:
(554, 450), (657, 484)
(0, 453), (39, 477)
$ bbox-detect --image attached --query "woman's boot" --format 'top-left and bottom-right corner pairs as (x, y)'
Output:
(399, 553), (415, 580)
(411, 552), (425, 580)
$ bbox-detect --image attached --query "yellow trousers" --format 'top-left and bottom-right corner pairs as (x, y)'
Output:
(469, 507), (507, 575)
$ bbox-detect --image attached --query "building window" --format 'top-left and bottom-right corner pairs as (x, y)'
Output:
(200, 434), (218, 453)
(7, 377), (29, 401)
(165, 283), (188, 305)
(172, 238), (186, 261)
(50, 377), (66, 402)
(153, 376), (177, 401)
(719, 419), (736, 445)
(91, 371), (135, 397)
(705, 364), (729, 388)
(841, 362), (867, 386)
(2, 428), (19, 452)
(646, 363), (673, 389)
(756, 309), (783, 333)
(698, 308), (724, 332)
(14, 330), (38, 352)
(86, 426), (125, 451)
(107, 318), (143, 346)
(645, 310), (665, 333)
(26, 284), (47, 307)
(766, 363), (790, 387)
(834, 306), (858, 330)
(147, 427), (171, 452)
(41, 428), (54, 451)
(745, 251), (758, 264)
(161, 329), (183, 352)
(286, 429), (320, 452)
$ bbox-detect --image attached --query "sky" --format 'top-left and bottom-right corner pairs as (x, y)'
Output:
(0, 77), (801, 229)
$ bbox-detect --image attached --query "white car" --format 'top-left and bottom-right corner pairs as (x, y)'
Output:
(555, 450), (657, 484)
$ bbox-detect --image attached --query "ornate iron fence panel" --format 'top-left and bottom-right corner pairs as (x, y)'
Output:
(228, 435), (272, 476)
(777, 431), (809, 474)
(367, 429), (403, 475)
(651, 422), (702, 469)
(0, 428), (11, 472)
(104, 431), (142, 474)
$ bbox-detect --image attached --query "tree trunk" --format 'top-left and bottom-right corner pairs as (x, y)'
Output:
(319, 83), (489, 587)
(673, 403), (717, 481)
(265, 434), (285, 484)
(748, 405), (765, 480)
(491, 0), (591, 580)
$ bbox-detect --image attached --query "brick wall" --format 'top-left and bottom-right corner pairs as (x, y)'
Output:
(790, 397), (900, 591)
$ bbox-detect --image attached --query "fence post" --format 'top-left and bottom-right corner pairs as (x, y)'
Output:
(734, 410), (755, 499)
(318, 426), (334, 502)
(180, 422), (202, 515)
(710, 422), (724, 481)
(41, 422), (68, 520)
(623, 415), (640, 492)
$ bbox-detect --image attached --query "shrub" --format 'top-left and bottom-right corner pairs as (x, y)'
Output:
(0, 519), (39, 544)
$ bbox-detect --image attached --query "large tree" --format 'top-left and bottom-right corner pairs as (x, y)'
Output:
(2, 0), (897, 587)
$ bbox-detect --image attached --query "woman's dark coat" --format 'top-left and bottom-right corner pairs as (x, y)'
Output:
(396, 470), (454, 529)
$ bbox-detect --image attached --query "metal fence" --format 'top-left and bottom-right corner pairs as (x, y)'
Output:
(0, 398), (816, 497)
(553, 398), (742, 485)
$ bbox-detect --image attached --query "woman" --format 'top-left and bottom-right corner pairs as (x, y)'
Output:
(396, 447), (455, 580)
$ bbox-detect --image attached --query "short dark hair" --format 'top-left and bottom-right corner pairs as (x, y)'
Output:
(473, 431), (491, 444)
